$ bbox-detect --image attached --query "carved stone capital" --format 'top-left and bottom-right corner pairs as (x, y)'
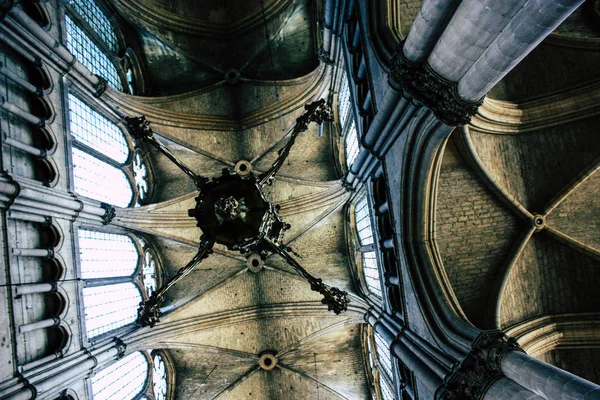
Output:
(317, 47), (335, 65)
(435, 331), (523, 400)
(389, 43), (484, 126)
(100, 202), (116, 225)
(93, 75), (108, 97)
(113, 337), (127, 360)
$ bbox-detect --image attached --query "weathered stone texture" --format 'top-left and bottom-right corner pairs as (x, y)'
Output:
(538, 348), (600, 385)
(470, 118), (600, 212)
(436, 137), (521, 327)
(500, 234), (600, 328)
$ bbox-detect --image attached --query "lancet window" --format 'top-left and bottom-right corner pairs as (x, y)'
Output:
(78, 230), (159, 339)
(90, 350), (171, 400)
(355, 197), (383, 298)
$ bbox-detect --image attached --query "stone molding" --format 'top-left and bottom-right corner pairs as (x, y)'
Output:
(471, 79), (600, 134)
(389, 42), (484, 126)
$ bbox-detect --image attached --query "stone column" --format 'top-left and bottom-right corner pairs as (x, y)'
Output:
(457, 0), (586, 101)
(1, 338), (127, 399)
(0, 174), (112, 224)
(483, 377), (543, 400)
(500, 350), (600, 399)
(428, 0), (529, 82)
(13, 283), (55, 296)
(403, 0), (461, 63)
(17, 317), (59, 334)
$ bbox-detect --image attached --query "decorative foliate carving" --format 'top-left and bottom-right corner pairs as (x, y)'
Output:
(136, 294), (162, 328)
(389, 43), (484, 126)
(100, 202), (116, 225)
(113, 337), (127, 360)
(317, 47), (335, 65)
(435, 331), (524, 400)
(310, 278), (350, 315)
(124, 115), (154, 141)
(93, 75), (108, 98)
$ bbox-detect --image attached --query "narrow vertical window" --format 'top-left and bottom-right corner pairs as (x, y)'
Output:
(345, 120), (360, 168)
(374, 331), (393, 379)
(339, 72), (351, 128)
(355, 197), (374, 245)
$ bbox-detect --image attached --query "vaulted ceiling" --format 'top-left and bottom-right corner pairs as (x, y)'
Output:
(108, 1), (371, 398)
(433, 10), (600, 382)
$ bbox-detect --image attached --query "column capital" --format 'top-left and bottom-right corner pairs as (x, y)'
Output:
(389, 42), (484, 126)
(100, 202), (116, 225)
(435, 331), (523, 400)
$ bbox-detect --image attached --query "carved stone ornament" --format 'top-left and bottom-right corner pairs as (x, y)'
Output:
(435, 331), (523, 400)
(389, 42), (484, 126)
(93, 75), (108, 98)
(100, 202), (116, 225)
(317, 47), (335, 65)
(113, 337), (127, 359)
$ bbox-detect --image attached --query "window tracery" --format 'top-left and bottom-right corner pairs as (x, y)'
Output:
(71, 148), (133, 207)
(152, 353), (168, 400)
(90, 350), (171, 400)
(78, 230), (160, 339)
(366, 328), (397, 400)
(91, 351), (148, 400)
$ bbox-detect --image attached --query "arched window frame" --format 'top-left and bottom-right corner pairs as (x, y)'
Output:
(65, 88), (155, 207)
(75, 228), (163, 342)
(62, 0), (144, 95)
(88, 349), (174, 400)
(363, 326), (400, 400)
(336, 64), (361, 172)
(349, 194), (385, 302)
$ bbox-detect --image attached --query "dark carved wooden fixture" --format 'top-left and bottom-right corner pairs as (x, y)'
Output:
(126, 100), (350, 328)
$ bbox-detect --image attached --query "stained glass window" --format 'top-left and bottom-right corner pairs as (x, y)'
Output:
(79, 230), (138, 279)
(68, 94), (129, 164)
(91, 352), (148, 400)
(363, 252), (382, 297)
(66, 0), (118, 52)
(374, 331), (393, 380)
(152, 353), (168, 400)
(72, 148), (133, 207)
(345, 120), (359, 168)
(65, 15), (122, 90)
(83, 283), (141, 338)
(339, 72), (351, 128)
(355, 197), (374, 245)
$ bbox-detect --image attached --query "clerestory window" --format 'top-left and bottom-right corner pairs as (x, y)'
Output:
(355, 197), (383, 298)
(78, 230), (159, 339)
